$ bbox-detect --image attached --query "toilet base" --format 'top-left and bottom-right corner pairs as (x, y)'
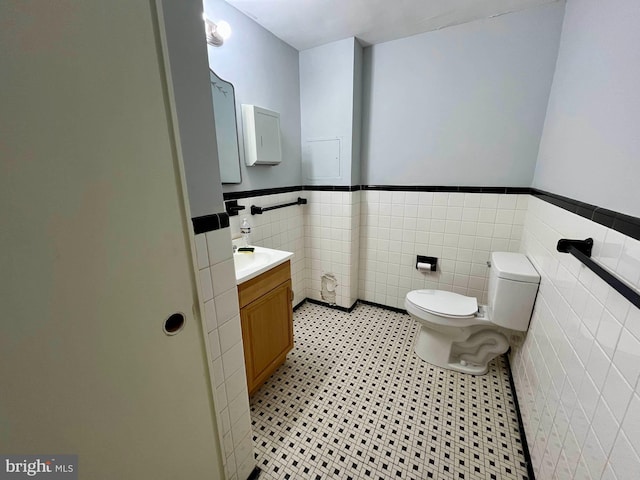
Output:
(414, 324), (510, 375)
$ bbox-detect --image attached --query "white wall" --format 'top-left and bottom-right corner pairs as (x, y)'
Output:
(300, 38), (362, 186)
(204, 0), (302, 192)
(532, 0), (640, 218)
(362, 2), (565, 187)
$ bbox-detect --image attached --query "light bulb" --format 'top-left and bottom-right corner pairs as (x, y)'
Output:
(216, 20), (232, 40)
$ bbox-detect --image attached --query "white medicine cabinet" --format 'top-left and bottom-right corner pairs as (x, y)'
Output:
(241, 104), (282, 166)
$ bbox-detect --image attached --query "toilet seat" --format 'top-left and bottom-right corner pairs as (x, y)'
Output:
(406, 290), (478, 318)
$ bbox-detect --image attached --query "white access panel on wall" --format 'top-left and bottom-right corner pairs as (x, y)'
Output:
(242, 104), (282, 165)
(303, 138), (341, 181)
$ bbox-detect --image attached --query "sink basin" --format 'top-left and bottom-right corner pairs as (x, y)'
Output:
(233, 246), (293, 284)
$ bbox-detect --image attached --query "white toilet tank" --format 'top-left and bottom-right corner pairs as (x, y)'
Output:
(487, 252), (540, 331)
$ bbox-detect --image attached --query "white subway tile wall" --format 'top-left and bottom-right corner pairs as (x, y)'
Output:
(226, 189), (361, 310)
(228, 191), (305, 306)
(512, 196), (640, 480)
(194, 230), (255, 480)
(358, 191), (528, 310)
(304, 190), (361, 309)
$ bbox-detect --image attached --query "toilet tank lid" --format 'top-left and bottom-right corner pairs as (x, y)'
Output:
(491, 252), (540, 283)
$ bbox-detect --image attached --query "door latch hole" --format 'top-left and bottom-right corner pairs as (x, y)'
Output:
(163, 313), (186, 336)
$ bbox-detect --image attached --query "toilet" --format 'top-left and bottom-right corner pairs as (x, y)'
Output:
(405, 252), (540, 375)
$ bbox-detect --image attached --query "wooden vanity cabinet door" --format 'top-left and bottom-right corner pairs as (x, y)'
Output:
(241, 279), (293, 394)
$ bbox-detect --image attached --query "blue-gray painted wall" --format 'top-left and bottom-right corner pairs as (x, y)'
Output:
(533, 0), (640, 217)
(361, 2), (565, 187)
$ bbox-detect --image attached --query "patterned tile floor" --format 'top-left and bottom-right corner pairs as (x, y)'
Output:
(250, 302), (529, 480)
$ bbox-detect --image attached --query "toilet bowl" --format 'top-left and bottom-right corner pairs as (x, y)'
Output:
(405, 252), (540, 375)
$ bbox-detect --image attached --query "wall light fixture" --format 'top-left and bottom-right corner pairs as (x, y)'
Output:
(203, 14), (231, 47)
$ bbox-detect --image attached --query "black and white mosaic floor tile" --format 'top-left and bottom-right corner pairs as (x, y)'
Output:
(250, 303), (529, 480)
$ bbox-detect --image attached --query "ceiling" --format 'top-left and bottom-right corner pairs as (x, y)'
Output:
(223, 0), (559, 51)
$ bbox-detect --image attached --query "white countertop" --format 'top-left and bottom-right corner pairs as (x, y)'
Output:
(233, 246), (294, 284)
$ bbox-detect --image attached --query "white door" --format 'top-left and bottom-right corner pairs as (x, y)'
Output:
(0, 2), (223, 478)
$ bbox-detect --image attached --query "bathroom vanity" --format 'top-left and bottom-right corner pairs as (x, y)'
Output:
(234, 248), (294, 395)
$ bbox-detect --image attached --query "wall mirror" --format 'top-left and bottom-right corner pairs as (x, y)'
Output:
(210, 69), (241, 184)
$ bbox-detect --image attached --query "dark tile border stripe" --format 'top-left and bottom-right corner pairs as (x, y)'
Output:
(531, 188), (640, 241)
(191, 211), (229, 235)
(246, 466), (261, 480)
(505, 352), (536, 480)
(223, 185), (360, 201)
(358, 299), (408, 314)
(296, 297), (406, 315)
(302, 185), (361, 192)
(614, 213), (640, 241)
(222, 184), (530, 201)
(202, 185), (640, 241)
(223, 185), (302, 201)
(306, 298), (358, 313)
(361, 185), (531, 194)
(293, 299), (307, 312)
(222, 184), (531, 200)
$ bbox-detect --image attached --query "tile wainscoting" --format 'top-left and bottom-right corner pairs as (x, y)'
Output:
(304, 190), (361, 309)
(511, 196), (640, 480)
(225, 188), (360, 310)
(359, 191), (528, 310)
(224, 187), (529, 312)
(194, 228), (255, 480)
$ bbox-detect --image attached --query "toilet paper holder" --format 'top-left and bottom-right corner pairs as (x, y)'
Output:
(416, 255), (438, 272)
